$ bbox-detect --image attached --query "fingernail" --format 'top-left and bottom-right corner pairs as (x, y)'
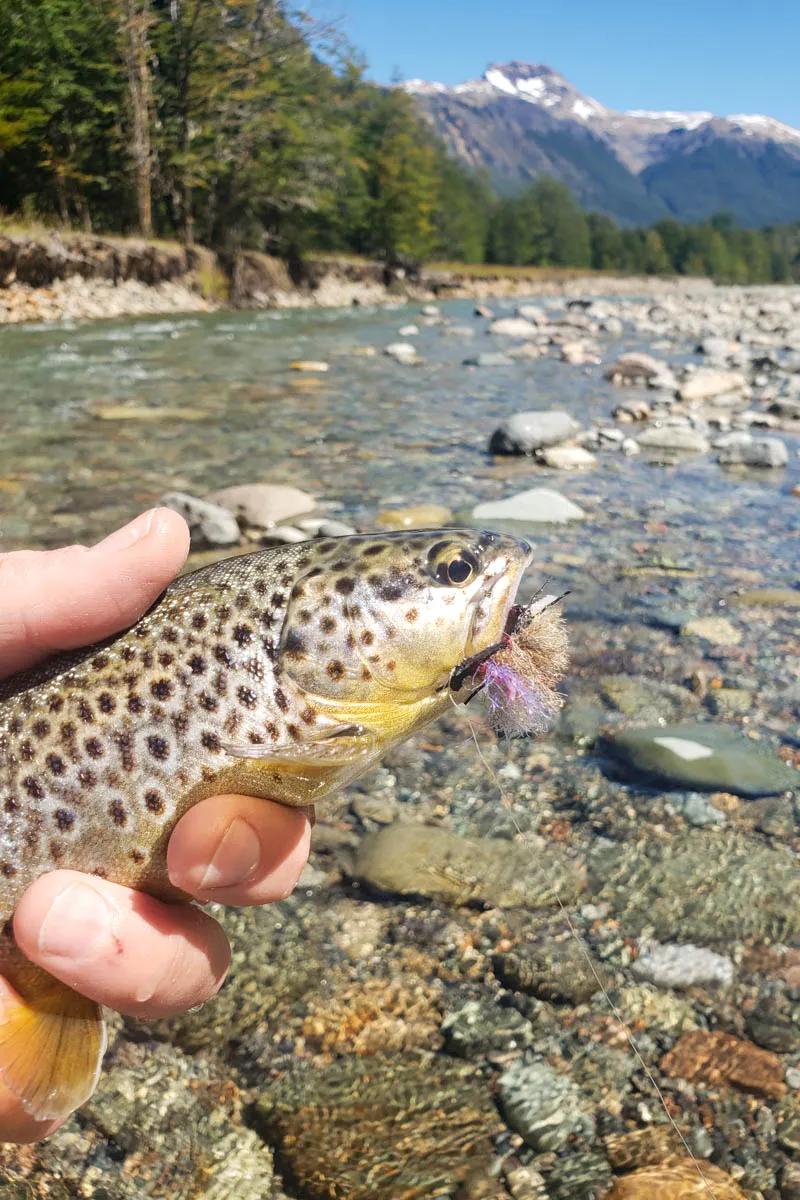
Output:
(92, 508), (157, 554)
(199, 819), (261, 891)
(38, 883), (117, 961)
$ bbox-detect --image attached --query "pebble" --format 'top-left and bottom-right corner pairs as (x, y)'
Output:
(206, 482), (316, 529)
(637, 427), (711, 453)
(717, 436), (789, 467)
(493, 940), (608, 1004)
(397, 324), (418, 336)
(263, 525), (307, 543)
(289, 359), (329, 372)
(497, 1059), (595, 1151)
(605, 351), (664, 384)
(489, 411), (581, 455)
(440, 999), (535, 1059)
(375, 503), (453, 529)
(681, 615), (741, 645)
(463, 351), (514, 367)
(384, 341), (419, 364)
(160, 490), (240, 548)
(661, 1029), (786, 1098)
(488, 317), (539, 338)
(631, 941), (734, 990)
(473, 488), (587, 524)
(540, 444), (596, 469)
(606, 1160), (748, 1199)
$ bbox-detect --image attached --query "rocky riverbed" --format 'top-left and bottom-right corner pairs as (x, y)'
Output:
(0, 285), (798, 1198)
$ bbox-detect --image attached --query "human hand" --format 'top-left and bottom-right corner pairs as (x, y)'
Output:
(0, 509), (312, 1141)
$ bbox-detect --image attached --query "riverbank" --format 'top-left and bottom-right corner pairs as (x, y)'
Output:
(0, 229), (713, 325)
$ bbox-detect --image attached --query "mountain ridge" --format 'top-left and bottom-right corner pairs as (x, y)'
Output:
(401, 63), (800, 226)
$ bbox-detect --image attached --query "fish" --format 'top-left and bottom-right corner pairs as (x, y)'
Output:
(0, 527), (531, 1122)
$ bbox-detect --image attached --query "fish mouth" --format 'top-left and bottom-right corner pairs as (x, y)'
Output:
(451, 549), (531, 694)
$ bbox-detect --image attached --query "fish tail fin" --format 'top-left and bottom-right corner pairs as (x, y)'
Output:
(0, 968), (106, 1120)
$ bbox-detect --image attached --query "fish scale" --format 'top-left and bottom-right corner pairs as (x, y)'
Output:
(0, 527), (531, 1123)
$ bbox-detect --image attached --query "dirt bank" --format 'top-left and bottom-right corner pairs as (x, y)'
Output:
(0, 231), (708, 325)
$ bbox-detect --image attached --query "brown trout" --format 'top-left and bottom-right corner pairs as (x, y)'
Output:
(0, 527), (531, 1121)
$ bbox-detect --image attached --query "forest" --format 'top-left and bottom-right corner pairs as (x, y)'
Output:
(1, 0), (800, 284)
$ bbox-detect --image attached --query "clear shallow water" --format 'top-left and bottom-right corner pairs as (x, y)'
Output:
(2, 298), (800, 1193)
(0, 297), (797, 582)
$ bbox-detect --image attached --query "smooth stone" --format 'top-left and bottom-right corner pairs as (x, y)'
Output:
(600, 316), (624, 336)
(474, 304), (494, 318)
(516, 304), (547, 324)
(498, 1059), (594, 1152)
(604, 351), (664, 384)
(206, 483), (315, 529)
(718, 436), (789, 468)
(463, 351), (513, 367)
(637, 427), (710, 453)
(351, 824), (584, 909)
(488, 317), (539, 338)
(489, 410), (580, 455)
(316, 519), (357, 537)
(93, 404), (207, 421)
(507, 341), (546, 359)
(705, 687), (753, 716)
(632, 941), (734, 990)
(540, 444), (596, 470)
(732, 587), (800, 608)
(160, 490), (240, 548)
(605, 723), (798, 797)
(606, 1160), (748, 1199)
(376, 503), (453, 529)
(397, 324), (418, 336)
(599, 674), (698, 724)
(670, 791), (727, 827)
(440, 999), (534, 1059)
(621, 436), (640, 455)
(681, 615), (741, 645)
(384, 341), (419, 364)
(493, 941), (608, 1004)
(473, 488), (586, 524)
(289, 359), (329, 372)
(263, 525), (308, 543)
(420, 304), (440, 316)
(679, 368), (747, 403)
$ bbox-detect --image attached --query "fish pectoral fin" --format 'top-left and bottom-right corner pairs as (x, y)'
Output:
(0, 968), (106, 1121)
(221, 724), (375, 767)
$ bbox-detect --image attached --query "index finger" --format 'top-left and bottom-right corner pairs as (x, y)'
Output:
(0, 508), (190, 677)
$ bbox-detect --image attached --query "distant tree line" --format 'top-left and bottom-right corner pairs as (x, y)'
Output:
(1, 0), (799, 284)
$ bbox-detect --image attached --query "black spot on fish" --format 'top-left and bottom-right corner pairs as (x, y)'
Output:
(237, 686), (257, 709)
(46, 753), (65, 776)
(109, 800), (126, 826)
(77, 700), (94, 723)
(320, 616), (337, 633)
(91, 654), (109, 671)
(22, 776), (44, 800)
(201, 732), (221, 752)
(151, 679), (173, 701)
(326, 660), (345, 681)
(274, 687), (289, 712)
(145, 790), (164, 814)
(128, 694), (145, 715)
(199, 693), (218, 712)
(32, 719), (50, 739)
(191, 613), (207, 631)
(48, 695), (64, 713)
(54, 808), (75, 831)
(98, 692), (116, 714)
(19, 741), (34, 762)
(189, 654), (207, 675)
(147, 735), (169, 762)
(284, 630), (305, 656)
(214, 645), (233, 668)
(335, 577), (355, 595)
(85, 737), (104, 759)
(159, 651), (175, 667)
(233, 624), (253, 646)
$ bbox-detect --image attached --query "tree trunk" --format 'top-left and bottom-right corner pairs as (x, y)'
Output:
(120, 0), (154, 236)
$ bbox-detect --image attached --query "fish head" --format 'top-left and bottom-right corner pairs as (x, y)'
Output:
(279, 529), (532, 721)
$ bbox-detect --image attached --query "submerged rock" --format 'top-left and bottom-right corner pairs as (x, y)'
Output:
(473, 488), (586, 524)
(540, 443), (597, 469)
(440, 998), (535, 1058)
(680, 616), (741, 645)
(463, 350), (514, 367)
(605, 722), (797, 796)
(631, 941), (734, 990)
(493, 939), (608, 1004)
(375, 502), (453, 529)
(488, 316), (539, 338)
(661, 1029), (786, 1099)
(593, 829), (800, 942)
(254, 1053), (502, 1200)
(352, 824), (584, 909)
(605, 351), (665, 385)
(606, 1160), (748, 1199)
(384, 341), (419, 364)
(498, 1058), (595, 1151)
(637, 427), (710, 453)
(489, 410), (580, 455)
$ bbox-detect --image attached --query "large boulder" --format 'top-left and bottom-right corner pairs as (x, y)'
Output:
(489, 410), (580, 455)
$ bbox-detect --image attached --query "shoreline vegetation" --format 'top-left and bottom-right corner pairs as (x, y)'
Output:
(0, 229), (719, 327)
(3, 0), (800, 332)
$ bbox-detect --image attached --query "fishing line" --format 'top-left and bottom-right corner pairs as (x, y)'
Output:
(454, 696), (722, 1200)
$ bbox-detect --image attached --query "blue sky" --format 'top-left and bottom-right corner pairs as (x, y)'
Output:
(320, 0), (800, 126)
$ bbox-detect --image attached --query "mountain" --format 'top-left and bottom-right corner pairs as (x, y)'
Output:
(401, 63), (800, 227)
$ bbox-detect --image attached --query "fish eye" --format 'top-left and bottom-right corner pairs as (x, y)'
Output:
(428, 542), (480, 587)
